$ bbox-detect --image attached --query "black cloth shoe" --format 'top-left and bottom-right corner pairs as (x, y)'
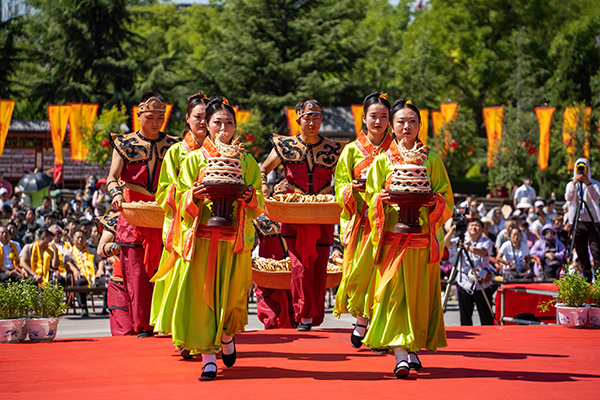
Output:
(394, 360), (410, 379)
(200, 362), (217, 381)
(221, 338), (236, 367)
(180, 348), (193, 360)
(296, 322), (312, 331)
(350, 323), (367, 348)
(137, 330), (154, 338)
(408, 352), (422, 370)
(80, 308), (89, 318)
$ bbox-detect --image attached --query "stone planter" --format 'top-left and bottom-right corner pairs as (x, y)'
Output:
(0, 318), (27, 343)
(555, 303), (588, 328)
(27, 318), (60, 342)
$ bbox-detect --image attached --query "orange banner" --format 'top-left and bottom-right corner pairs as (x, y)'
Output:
(350, 104), (364, 135)
(431, 110), (443, 136)
(418, 109), (429, 145)
(132, 104), (173, 133)
(286, 108), (301, 136)
(69, 102), (99, 161)
(535, 107), (555, 171)
(483, 106), (504, 167)
(563, 107), (591, 169)
(47, 105), (71, 164)
(0, 99), (16, 157)
(236, 110), (252, 124)
(440, 103), (458, 125)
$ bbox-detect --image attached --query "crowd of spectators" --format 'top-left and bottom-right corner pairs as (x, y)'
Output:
(0, 175), (110, 317)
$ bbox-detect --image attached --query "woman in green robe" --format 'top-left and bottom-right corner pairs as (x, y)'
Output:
(152, 96), (263, 381)
(150, 92), (208, 352)
(333, 92), (393, 348)
(363, 98), (453, 378)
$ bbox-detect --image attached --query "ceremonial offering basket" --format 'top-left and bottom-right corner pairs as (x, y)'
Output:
(202, 182), (248, 227)
(263, 198), (342, 225)
(252, 267), (342, 290)
(387, 191), (435, 234)
(121, 201), (165, 229)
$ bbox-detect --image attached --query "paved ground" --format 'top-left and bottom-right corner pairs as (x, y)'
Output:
(56, 291), (484, 339)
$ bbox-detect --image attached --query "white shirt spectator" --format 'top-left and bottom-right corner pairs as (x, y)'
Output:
(498, 240), (529, 272)
(451, 235), (494, 291)
(514, 184), (536, 205)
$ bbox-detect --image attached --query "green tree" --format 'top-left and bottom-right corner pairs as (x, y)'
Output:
(0, 17), (25, 98)
(202, 0), (369, 124)
(24, 0), (137, 107)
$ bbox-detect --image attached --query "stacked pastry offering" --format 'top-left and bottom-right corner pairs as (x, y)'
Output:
(390, 165), (431, 193)
(202, 157), (244, 185)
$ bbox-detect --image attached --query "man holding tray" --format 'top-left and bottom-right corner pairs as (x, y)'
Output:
(106, 92), (181, 337)
(260, 99), (342, 331)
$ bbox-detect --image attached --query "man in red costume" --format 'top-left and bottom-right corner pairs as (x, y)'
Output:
(106, 92), (181, 337)
(260, 100), (341, 331)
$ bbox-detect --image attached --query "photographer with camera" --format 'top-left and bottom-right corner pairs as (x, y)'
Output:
(565, 158), (600, 282)
(449, 217), (495, 325)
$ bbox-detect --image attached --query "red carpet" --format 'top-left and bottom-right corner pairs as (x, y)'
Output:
(1, 326), (599, 400)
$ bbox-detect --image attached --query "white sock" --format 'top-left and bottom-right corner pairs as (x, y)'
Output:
(353, 316), (368, 337)
(394, 347), (408, 365)
(301, 318), (313, 325)
(202, 353), (217, 372)
(221, 333), (235, 355)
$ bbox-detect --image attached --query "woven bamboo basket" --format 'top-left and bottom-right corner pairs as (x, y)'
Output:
(120, 201), (165, 229)
(251, 257), (342, 290)
(263, 198), (342, 225)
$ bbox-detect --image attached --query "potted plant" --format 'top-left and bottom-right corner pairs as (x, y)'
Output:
(0, 281), (30, 343)
(554, 269), (592, 328)
(588, 271), (600, 328)
(27, 284), (67, 342)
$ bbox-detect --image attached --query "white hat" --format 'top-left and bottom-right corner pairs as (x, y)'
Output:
(0, 187), (7, 195)
(516, 197), (533, 209)
(534, 200), (545, 208)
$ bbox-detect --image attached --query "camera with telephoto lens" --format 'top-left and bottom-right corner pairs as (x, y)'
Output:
(453, 206), (470, 234)
(576, 162), (586, 175)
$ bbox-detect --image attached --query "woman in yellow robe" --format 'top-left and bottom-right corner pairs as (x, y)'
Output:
(363, 99), (453, 379)
(151, 92), (208, 346)
(333, 92), (393, 348)
(152, 96), (262, 381)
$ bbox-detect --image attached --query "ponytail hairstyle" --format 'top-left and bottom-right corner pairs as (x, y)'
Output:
(390, 98), (421, 125)
(361, 91), (391, 132)
(183, 91), (209, 135)
(205, 95), (237, 126)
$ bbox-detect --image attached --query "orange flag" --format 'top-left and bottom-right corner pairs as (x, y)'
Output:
(418, 109), (429, 145)
(0, 99), (16, 157)
(286, 108), (302, 136)
(350, 105), (364, 135)
(483, 106), (504, 167)
(236, 110), (252, 124)
(47, 105), (71, 164)
(431, 110), (443, 136)
(440, 103), (458, 125)
(535, 107), (555, 171)
(69, 103), (99, 161)
(563, 107), (591, 169)
(131, 104), (173, 133)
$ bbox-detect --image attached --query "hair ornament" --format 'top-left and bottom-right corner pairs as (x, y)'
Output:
(222, 97), (230, 106)
(379, 93), (388, 100)
(406, 100), (413, 105)
(203, 93), (209, 100)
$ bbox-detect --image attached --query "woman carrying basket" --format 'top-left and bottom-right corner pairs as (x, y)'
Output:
(152, 96), (262, 381)
(364, 99), (453, 378)
(333, 92), (393, 347)
(260, 99), (342, 331)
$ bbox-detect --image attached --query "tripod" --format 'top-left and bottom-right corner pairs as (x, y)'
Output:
(567, 180), (599, 281)
(442, 232), (497, 324)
